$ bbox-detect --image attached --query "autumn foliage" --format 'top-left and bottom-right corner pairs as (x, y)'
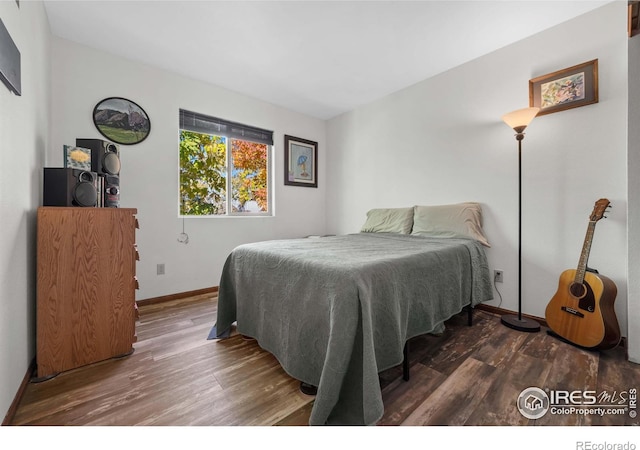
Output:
(231, 139), (268, 211)
(179, 130), (268, 215)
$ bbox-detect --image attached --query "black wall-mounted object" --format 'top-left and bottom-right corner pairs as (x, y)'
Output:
(0, 18), (21, 96)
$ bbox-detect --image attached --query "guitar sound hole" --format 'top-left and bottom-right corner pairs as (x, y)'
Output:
(570, 282), (587, 299)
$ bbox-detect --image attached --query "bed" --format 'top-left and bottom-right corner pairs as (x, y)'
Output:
(208, 203), (494, 425)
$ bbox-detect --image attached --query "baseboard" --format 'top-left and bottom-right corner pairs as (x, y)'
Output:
(474, 303), (548, 328)
(2, 357), (36, 426)
(136, 286), (218, 307)
(474, 303), (627, 350)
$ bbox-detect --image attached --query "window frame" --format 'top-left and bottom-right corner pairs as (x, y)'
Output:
(179, 109), (273, 218)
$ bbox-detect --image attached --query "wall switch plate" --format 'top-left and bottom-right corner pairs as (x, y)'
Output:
(157, 263), (165, 275)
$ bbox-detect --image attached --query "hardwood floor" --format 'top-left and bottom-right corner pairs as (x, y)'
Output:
(10, 293), (640, 428)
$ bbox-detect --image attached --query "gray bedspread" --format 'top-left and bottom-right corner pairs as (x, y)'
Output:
(209, 233), (493, 425)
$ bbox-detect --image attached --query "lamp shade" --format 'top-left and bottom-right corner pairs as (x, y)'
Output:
(501, 107), (540, 131)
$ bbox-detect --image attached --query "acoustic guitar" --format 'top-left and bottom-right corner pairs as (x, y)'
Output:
(545, 199), (621, 350)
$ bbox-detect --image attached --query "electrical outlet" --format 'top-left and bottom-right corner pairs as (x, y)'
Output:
(494, 270), (503, 283)
(157, 263), (165, 275)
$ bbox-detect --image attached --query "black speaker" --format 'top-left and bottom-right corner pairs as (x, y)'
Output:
(43, 168), (98, 207)
(103, 174), (120, 208)
(75, 138), (121, 176)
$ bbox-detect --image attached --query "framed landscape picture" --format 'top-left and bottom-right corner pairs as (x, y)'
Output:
(529, 59), (598, 116)
(93, 97), (151, 145)
(284, 135), (318, 188)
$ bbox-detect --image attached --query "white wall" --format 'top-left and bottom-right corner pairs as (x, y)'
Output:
(49, 37), (327, 301)
(0, 0), (50, 421)
(326, 3), (630, 338)
(0, 0), (634, 422)
(628, 34), (640, 363)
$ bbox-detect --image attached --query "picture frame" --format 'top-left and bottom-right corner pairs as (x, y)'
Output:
(63, 145), (91, 171)
(284, 135), (318, 188)
(630, 2), (639, 38)
(0, 18), (21, 96)
(92, 97), (151, 145)
(529, 59), (598, 116)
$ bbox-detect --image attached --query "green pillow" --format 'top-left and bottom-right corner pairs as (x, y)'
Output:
(411, 202), (491, 247)
(360, 207), (413, 234)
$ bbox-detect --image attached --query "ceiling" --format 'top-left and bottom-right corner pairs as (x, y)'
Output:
(42, 0), (611, 120)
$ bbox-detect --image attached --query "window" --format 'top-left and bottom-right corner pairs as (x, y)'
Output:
(179, 109), (273, 216)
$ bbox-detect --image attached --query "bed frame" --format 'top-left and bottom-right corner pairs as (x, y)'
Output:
(401, 304), (473, 381)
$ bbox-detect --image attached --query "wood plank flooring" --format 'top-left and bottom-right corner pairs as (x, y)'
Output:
(10, 293), (640, 427)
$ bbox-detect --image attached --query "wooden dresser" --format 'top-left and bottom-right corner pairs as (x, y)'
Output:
(36, 207), (139, 379)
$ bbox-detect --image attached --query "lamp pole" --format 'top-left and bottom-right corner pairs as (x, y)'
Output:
(518, 132), (523, 322)
(500, 108), (541, 333)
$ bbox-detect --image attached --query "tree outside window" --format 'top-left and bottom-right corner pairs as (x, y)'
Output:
(180, 130), (270, 216)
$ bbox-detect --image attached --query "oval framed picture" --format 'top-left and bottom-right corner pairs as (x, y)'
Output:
(92, 97), (151, 145)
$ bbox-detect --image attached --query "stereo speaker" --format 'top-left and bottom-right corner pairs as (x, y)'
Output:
(75, 138), (121, 176)
(43, 168), (98, 207)
(103, 174), (120, 208)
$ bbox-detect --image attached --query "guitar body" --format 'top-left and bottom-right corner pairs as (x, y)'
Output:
(545, 269), (620, 350)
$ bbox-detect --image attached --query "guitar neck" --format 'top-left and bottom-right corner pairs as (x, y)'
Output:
(575, 221), (597, 284)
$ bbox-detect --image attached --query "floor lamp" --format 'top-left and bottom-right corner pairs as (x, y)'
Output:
(500, 107), (541, 333)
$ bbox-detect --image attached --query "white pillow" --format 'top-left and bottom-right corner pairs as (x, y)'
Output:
(411, 202), (490, 247)
(360, 207), (413, 234)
